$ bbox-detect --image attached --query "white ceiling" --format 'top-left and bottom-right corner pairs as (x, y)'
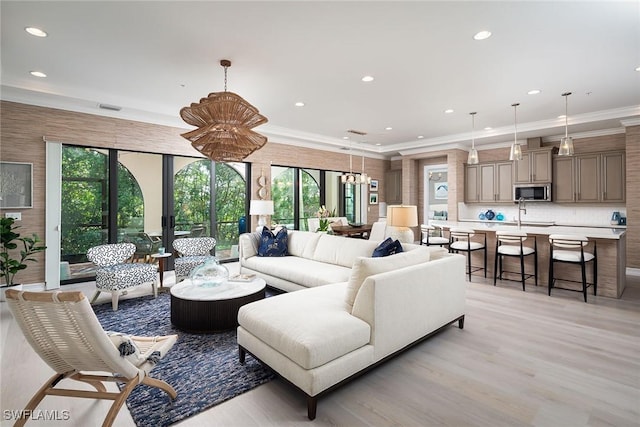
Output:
(2, 1), (639, 158)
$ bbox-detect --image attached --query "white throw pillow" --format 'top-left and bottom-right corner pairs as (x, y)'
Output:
(345, 248), (430, 309)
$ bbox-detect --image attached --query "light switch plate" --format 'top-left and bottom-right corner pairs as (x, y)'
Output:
(5, 212), (21, 220)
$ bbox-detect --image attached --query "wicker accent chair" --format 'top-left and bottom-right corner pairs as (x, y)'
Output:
(124, 232), (161, 263)
(5, 289), (177, 427)
(87, 243), (158, 311)
(173, 237), (217, 282)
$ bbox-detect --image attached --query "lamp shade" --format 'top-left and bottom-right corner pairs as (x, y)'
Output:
(249, 200), (274, 215)
(378, 202), (388, 218)
(387, 205), (418, 228)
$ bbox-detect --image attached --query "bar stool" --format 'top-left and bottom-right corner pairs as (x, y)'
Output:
(493, 231), (537, 291)
(449, 227), (486, 282)
(548, 234), (597, 303)
(420, 224), (449, 247)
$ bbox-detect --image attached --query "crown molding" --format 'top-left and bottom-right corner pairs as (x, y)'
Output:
(620, 118), (640, 127)
(3, 85), (638, 160)
(541, 127), (625, 143)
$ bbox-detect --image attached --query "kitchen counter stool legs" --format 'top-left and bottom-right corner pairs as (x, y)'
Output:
(548, 235), (597, 302)
(449, 228), (486, 282)
(493, 231), (537, 291)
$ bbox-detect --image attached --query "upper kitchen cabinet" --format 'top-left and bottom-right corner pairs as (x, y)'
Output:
(576, 153), (601, 202)
(385, 169), (403, 205)
(552, 156), (575, 203)
(514, 148), (553, 184)
(601, 151), (625, 203)
(552, 151), (625, 203)
(465, 164), (479, 203)
(465, 161), (512, 203)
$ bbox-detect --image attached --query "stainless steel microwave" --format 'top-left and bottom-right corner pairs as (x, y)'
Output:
(513, 183), (551, 202)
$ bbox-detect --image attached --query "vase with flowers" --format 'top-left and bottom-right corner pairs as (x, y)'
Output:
(316, 205), (337, 233)
(317, 205), (330, 232)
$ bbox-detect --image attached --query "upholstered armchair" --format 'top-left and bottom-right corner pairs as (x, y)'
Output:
(172, 237), (217, 282)
(87, 242), (158, 310)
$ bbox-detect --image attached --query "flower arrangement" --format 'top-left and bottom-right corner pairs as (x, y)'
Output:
(316, 205), (337, 232)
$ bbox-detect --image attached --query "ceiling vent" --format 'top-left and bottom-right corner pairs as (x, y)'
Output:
(347, 129), (367, 136)
(98, 103), (122, 111)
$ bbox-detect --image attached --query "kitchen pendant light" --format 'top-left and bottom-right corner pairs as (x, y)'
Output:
(559, 92), (575, 156)
(467, 112), (479, 164)
(509, 103), (523, 161)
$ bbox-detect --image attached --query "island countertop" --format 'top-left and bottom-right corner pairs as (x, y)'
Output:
(428, 220), (627, 298)
(431, 220), (626, 240)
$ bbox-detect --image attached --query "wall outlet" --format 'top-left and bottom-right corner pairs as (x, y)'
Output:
(5, 212), (21, 220)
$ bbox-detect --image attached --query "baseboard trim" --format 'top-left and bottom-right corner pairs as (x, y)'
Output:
(23, 283), (46, 291)
(626, 267), (640, 277)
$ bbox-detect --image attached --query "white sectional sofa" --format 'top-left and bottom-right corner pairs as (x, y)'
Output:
(239, 229), (424, 292)
(236, 230), (467, 419)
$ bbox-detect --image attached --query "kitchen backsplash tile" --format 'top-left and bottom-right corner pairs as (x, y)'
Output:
(459, 203), (626, 227)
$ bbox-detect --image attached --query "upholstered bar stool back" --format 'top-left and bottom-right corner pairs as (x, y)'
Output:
(449, 227), (486, 281)
(548, 234), (597, 302)
(420, 224), (449, 247)
(494, 231), (537, 291)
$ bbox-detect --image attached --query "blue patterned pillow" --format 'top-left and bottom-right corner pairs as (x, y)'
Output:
(372, 237), (404, 257)
(258, 226), (289, 257)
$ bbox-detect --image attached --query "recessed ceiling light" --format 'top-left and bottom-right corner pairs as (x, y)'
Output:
(635, 66), (640, 72)
(294, 102), (305, 107)
(557, 114), (566, 119)
(484, 127), (492, 131)
(473, 30), (492, 40)
(527, 89), (541, 95)
(417, 135), (424, 139)
(444, 109), (454, 114)
(385, 127), (392, 130)
(375, 143), (381, 146)
(343, 136), (350, 140)
(361, 75), (374, 82)
(30, 71), (46, 78)
(25, 27), (47, 37)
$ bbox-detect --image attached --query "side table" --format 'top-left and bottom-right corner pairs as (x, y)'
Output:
(150, 252), (172, 292)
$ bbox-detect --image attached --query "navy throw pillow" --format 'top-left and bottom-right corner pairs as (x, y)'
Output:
(258, 226), (289, 257)
(372, 237), (404, 257)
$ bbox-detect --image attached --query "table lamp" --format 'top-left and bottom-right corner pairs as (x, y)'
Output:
(249, 200), (274, 231)
(378, 202), (388, 219)
(387, 205), (418, 243)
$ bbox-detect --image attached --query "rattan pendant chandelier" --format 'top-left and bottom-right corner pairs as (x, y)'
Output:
(180, 60), (268, 162)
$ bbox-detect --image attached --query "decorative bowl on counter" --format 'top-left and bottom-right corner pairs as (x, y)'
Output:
(478, 212), (486, 220)
(485, 210), (495, 220)
(496, 213), (505, 221)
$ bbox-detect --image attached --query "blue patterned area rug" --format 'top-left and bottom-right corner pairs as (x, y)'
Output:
(93, 292), (275, 427)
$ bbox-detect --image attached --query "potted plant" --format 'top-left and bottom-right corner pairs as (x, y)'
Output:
(1, 217), (46, 298)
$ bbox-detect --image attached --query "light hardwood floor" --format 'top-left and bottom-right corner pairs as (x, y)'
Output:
(1, 264), (639, 427)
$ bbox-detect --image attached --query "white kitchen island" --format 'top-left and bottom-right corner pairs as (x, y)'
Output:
(430, 220), (626, 298)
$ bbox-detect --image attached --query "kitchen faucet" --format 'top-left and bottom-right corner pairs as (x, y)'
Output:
(517, 197), (527, 228)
